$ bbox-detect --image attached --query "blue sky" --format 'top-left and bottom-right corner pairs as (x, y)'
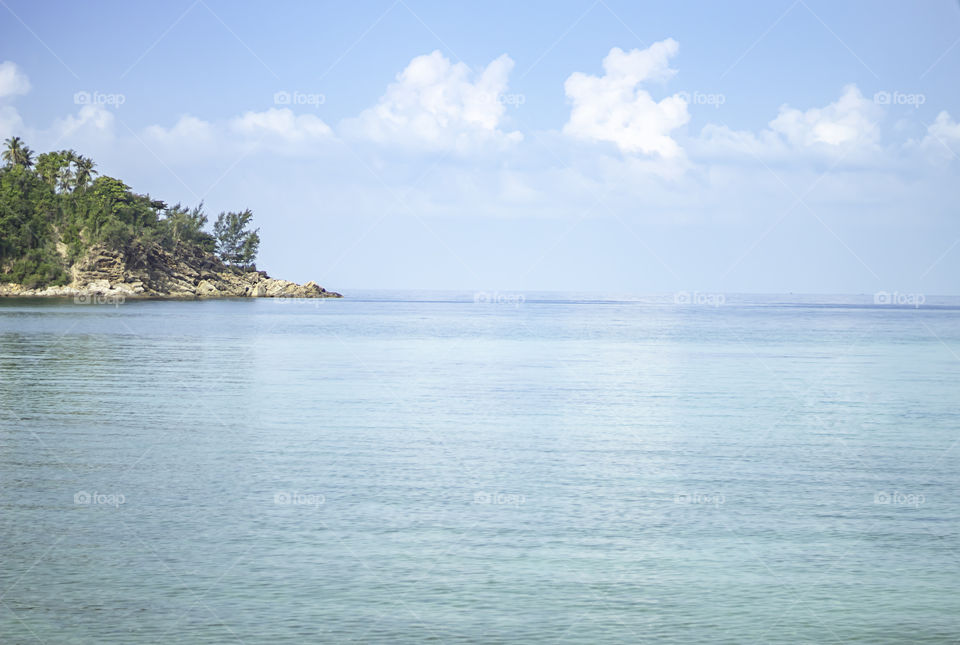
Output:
(2, 0), (960, 294)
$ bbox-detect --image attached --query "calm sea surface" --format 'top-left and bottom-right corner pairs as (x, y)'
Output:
(1, 292), (959, 643)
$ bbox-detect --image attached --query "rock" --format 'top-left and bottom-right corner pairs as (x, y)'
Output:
(86, 279), (112, 294)
(195, 280), (220, 296)
(0, 241), (342, 300)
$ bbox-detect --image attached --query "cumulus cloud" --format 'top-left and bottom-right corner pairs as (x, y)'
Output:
(913, 111), (960, 161)
(139, 109), (332, 161)
(0, 61), (30, 100)
(53, 104), (115, 139)
(694, 124), (783, 160)
(343, 50), (522, 151)
(0, 106), (25, 140)
(769, 85), (880, 148)
(145, 115), (215, 144)
(0, 62), (29, 140)
(926, 111), (960, 141)
(230, 107), (332, 141)
(562, 40), (689, 158)
(0, 62), (122, 152)
(694, 85), (883, 164)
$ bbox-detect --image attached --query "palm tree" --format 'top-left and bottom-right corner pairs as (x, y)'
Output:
(56, 151), (76, 192)
(2, 136), (34, 168)
(73, 154), (97, 191)
(36, 152), (64, 189)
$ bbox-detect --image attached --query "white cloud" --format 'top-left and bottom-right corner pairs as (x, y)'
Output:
(0, 61), (30, 100)
(0, 62), (29, 140)
(230, 107), (332, 141)
(926, 111), (960, 141)
(344, 50), (522, 151)
(693, 85), (883, 164)
(53, 104), (115, 139)
(138, 109), (332, 161)
(562, 40), (689, 158)
(0, 106), (25, 140)
(914, 111), (960, 161)
(768, 85), (880, 148)
(694, 124), (784, 159)
(145, 115), (215, 144)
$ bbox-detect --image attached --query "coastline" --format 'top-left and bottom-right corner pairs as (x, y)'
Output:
(0, 281), (343, 299)
(0, 244), (341, 300)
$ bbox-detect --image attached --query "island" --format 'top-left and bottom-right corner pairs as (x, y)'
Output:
(0, 137), (341, 299)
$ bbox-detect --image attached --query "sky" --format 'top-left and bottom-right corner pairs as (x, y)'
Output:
(2, 0), (960, 294)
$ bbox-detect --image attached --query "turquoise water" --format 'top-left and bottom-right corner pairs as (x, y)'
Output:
(1, 292), (959, 643)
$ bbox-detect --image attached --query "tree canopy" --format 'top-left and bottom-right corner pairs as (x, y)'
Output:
(213, 209), (260, 270)
(2, 136), (34, 169)
(0, 138), (259, 288)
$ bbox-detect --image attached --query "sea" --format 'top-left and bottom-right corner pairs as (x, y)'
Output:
(1, 292), (958, 643)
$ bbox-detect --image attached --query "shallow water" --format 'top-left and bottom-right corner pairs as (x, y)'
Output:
(1, 292), (958, 643)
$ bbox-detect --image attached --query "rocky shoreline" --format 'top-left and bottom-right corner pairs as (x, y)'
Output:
(0, 242), (341, 300)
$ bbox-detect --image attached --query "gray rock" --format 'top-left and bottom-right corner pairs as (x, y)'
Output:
(0, 242), (342, 300)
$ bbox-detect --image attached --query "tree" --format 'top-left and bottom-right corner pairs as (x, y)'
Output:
(213, 209), (260, 269)
(160, 202), (215, 252)
(56, 150), (77, 192)
(73, 155), (97, 191)
(2, 136), (34, 169)
(0, 141), (269, 288)
(35, 150), (74, 192)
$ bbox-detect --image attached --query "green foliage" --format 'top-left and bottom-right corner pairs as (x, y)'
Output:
(213, 209), (260, 269)
(73, 155), (97, 190)
(159, 203), (216, 253)
(3, 248), (68, 288)
(97, 218), (134, 251)
(0, 164), (54, 260)
(0, 138), (266, 289)
(36, 150), (72, 191)
(34, 150), (98, 194)
(2, 136), (34, 169)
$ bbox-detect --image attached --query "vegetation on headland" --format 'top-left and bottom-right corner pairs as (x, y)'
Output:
(0, 137), (262, 289)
